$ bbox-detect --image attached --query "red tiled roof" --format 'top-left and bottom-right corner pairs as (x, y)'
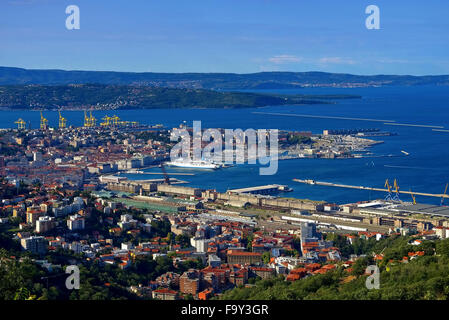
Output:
(227, 250), (261, 257)
(153, 288), (178, 295)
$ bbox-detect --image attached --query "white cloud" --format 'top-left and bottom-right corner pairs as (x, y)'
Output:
(8, 0), (45, 5)
(376, 58), (409, 64)
(268, 55), (303, 64)
(319, 57), (356, 65)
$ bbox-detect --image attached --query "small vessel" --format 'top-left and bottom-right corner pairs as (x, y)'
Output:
(278, 185), (293, 192)
(165, 159), (220, 169)
(401, 150), (410, 156)
(126, 170), (144, 174)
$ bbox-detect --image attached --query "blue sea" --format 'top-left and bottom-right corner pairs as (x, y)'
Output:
(1, 86), (449, 205)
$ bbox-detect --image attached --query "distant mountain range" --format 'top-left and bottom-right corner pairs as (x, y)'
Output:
(1, 66), (448, 89)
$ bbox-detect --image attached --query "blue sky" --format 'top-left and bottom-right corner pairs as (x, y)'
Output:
(0, 0), (448, 75)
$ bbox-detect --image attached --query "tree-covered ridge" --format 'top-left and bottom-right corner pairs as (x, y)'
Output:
(219, 235), (449, 300)
(0, 84), (351, 109)
(1, 66), (449, 88)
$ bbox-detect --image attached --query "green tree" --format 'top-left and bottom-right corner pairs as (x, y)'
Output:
(261, 251), (271, 264)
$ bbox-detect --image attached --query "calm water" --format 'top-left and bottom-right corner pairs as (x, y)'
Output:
(2, 86), (449, 205)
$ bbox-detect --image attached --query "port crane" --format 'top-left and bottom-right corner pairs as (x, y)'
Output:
(384, 178), (401, 201)
(100, 116), (138, 128)
(101, 115), (112, 127)
(393, 179), (400, 193)
(384, 179), (393, 201)
(410, 189), (417, 205)
(83, 110), (96, 127)
(40, 112), (48, 130)
(384, 179), (392, 193)
(14, 118), (26, 130)
(111, 115), (120, 126)
(84, 110), (90, 127)
(89, 111), (96, 127)
(392, 179), (401, 201)
(58, 111), (67, 129)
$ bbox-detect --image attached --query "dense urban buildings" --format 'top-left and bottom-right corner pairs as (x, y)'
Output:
(0, 121), (448, 301)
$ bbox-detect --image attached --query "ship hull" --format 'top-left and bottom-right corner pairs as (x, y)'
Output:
(165, 161), (219, 169)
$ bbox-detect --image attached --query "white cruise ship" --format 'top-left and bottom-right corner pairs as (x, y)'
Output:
(165, 159), (220, 169)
